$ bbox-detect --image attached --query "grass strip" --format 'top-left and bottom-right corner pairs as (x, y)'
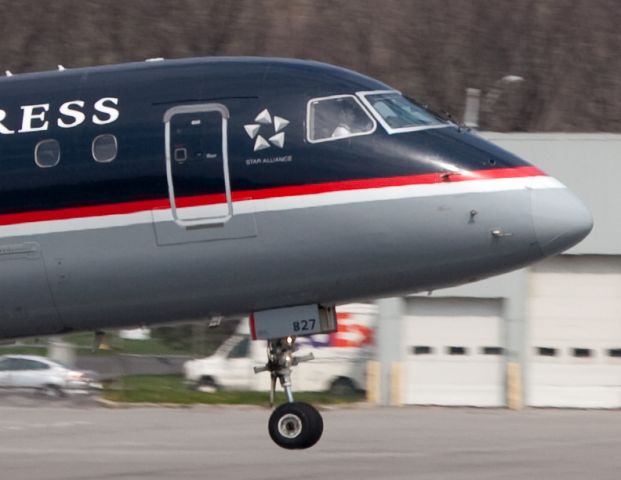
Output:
(103, 374), (365, 405)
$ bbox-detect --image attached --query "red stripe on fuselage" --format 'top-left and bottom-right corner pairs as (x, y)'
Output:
(0, 166), (545, 227)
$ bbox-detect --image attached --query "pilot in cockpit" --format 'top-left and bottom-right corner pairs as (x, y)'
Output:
(331, 104), (357, 138)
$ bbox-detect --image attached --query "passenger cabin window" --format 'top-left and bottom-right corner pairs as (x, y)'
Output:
(35, 139), (60, 168)
(92, 134), (118, 163)
(361, 91), (446, 132)
(307, 95), (375, 143)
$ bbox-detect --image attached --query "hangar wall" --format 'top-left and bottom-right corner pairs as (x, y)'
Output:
(377, 133), (621, 408)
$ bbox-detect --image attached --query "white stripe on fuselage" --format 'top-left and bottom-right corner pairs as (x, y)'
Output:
(0, 175), (565, 238)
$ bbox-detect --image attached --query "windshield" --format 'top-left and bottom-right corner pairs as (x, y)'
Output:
(363, 92), (446, 130)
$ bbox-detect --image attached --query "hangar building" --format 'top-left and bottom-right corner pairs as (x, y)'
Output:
(375, 133), (621, 409)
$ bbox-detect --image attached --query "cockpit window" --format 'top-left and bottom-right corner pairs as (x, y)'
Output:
(307, 95), (375, 143)
(359, 91), (448, 133)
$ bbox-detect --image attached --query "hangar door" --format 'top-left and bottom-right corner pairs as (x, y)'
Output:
(402, 297), (505, 406)
(528, 256), (621, 408)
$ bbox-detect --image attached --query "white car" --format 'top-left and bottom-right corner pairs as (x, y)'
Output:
(0, 355), (102, 397)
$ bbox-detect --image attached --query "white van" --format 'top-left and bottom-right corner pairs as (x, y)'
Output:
(184, 304), (376, 394)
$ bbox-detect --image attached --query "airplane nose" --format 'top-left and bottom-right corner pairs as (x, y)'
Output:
(531, 187), (593, 257)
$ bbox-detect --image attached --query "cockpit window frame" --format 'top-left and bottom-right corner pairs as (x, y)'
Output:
(356, 90), (451, 135)
(306, 94), (377, 144)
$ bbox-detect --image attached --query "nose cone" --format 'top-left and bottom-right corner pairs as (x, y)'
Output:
(531, 187), (593, 257)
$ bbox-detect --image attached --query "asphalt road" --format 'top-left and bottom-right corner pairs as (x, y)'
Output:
(0, 403), (620, 480)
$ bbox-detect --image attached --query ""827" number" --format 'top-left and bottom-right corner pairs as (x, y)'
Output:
(292, 319), (316, 333)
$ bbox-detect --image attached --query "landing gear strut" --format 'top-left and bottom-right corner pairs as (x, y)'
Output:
(254, 336), (323, 449)
(251, 304), (337, 449)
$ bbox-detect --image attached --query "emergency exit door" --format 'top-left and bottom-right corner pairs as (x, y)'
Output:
(164, 104), (232, 228)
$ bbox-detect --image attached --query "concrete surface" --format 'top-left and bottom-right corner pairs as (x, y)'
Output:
(0, 403), (619, 480)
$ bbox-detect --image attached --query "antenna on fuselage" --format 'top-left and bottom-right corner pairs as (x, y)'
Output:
(58, 65), (65, 71)
(5, 70), (12, 77)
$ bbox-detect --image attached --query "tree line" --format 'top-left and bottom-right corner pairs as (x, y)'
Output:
(0, 0), (618, 131)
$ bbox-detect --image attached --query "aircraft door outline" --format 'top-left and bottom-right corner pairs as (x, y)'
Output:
(164, 104), (233, 229)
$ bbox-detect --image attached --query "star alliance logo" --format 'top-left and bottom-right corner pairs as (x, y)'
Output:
(244, 109), (289, 152)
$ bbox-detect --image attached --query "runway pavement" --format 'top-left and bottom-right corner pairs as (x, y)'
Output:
(0, 402), (620, 480)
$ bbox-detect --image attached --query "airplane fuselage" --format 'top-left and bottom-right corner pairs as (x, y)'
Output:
(0, 57), (591, 339)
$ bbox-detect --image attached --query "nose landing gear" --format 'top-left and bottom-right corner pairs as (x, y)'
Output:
(255, 336), (323, 449)
(251, 304), (337, 449)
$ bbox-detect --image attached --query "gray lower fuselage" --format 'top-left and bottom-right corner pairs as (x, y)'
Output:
(0, 182), (588, 339)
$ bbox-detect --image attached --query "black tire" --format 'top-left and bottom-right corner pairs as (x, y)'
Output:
(329, 377), (357, 396)
(197, 377), (219, 393)
(40, 384), (65, 399)
(268, 402), (323, 449)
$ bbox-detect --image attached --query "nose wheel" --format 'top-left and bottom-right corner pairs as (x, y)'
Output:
(255, 336), (323, 449)
(268, 401), (323, 449)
